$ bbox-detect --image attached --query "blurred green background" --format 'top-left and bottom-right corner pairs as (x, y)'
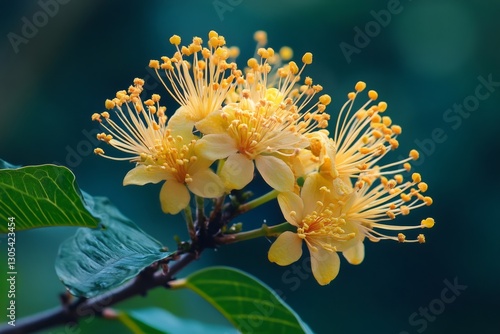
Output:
(1, 0), (499, 333)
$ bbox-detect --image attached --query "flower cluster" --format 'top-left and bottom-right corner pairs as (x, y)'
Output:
(92, 30), (434, 285)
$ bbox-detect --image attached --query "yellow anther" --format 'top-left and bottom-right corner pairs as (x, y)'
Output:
(355, 81), (366, 92)
(421, 218), (435, 228)
(386, 211), (395, 219)
(208, 30), (218, 39)
(105, 99), (115, 110)
(169, 34), (181, 45)
(410, 149), (419, 160)
(400, 205), (410, 215)
(91, 113), (101, 122)
(181, 46), (191, 56)
(247, 58), (258, 69)
(403, 162), (411, 172)
(368, 90), (378, 100)
(417, 234), (426, 244)
(423, 196), (433, 206)
(94, 148), (104, 155)
(279, 46), (293, 61)
(192, 36), (202, 46)
(401, 193), (411, 202)
(377, 101), (388, 112)
(387, 180), (397, 189)
(319, 94), (331, 105)
(391, 125), (402, 135)
(134, 78), (145, 86)
(289, 61), (299, 74)
(418, 182), (428, 192)
(253, 30), (267, 45)
(100, 112), (110, 119)
(228, 46), (240, 58)
(359, 147), (370, 154)
(302, 52), (313, 64)
(397, 233), (406, 242)
(394, 174), (403, 184)
(348, 92), (356, 100)
(149, 59), (160, 69)
(257, 47), (269, 58)
(412, 173), (422, 183)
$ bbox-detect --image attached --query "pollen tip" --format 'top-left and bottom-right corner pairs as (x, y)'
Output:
(397, 233), (406, 243)
(410, 149), (419, 160)
(421, 218), (435, 228)
(355, 81), (366, 92)
(368, 90), (378, 101)
(169, 34), (181, 45)
(94, 148), (104, 155)
(149, 59), (160, 69)
(302, 52), (313, 65)
(105, 99), (115, 110)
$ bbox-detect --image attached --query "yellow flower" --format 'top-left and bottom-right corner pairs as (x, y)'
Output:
(269, 80), (435, 283)
(268, 176), (356, 286)
(310, 82), (434, 263)
(92, 79), (223, 215)
(193, 38), (331, 192)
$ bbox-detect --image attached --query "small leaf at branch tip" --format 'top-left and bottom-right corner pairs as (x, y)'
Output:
(168, 278), (187, 289)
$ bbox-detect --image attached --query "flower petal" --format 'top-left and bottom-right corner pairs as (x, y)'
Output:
(220, 153), (254, 190)
(309, 247), (340, 286)
(277, 192), (303, 226)
(187, 169), (224, 198)
(255, 155), (294, 192)
(342, 241), (365, 265)
(268, 231), (303, 266)
(123, 165), (166, 186)
(195, 133), (237, 160)
(168, 107), (196, 139)
(195, 110), (226, 135)
(301, 173), (330, 214)
(159, 180), (190, 214)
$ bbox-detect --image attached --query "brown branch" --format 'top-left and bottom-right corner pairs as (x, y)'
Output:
(0, 252), (197, 334)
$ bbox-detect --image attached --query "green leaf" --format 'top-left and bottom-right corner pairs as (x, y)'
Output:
(55, 196), (174, 297)
(118, 308), (238, 334)
(0, 160), (99, 232)
(181, 267), (314, 334)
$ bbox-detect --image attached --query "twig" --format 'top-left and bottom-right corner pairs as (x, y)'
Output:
(0, 253), (197, 334)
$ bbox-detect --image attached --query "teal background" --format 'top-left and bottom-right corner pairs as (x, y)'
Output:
(1, 0), (499, 333)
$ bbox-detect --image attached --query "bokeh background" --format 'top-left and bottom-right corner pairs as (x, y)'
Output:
(1, 0), (499, 333)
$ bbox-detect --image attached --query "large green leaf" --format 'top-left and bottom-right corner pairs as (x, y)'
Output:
(118, 308), (238, 334)
(55, 196), (174, 297)
(0, 160), (99, 232)
(179, 267), (314, 334)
